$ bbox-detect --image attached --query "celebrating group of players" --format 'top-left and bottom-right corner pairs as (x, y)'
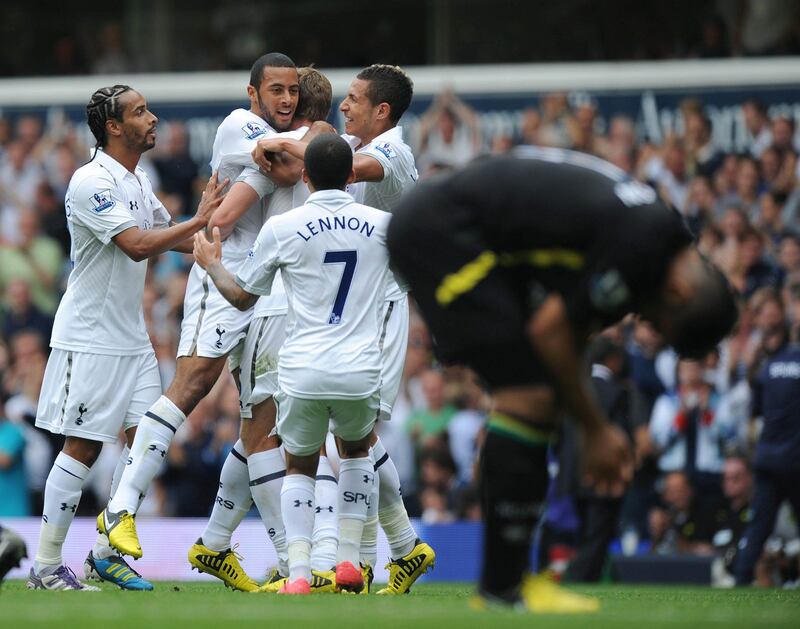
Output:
(23, 49), (738, 613)
(27, 53), (433, 596)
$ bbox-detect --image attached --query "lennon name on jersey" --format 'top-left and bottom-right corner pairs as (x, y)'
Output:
(295, 214), (376, 242)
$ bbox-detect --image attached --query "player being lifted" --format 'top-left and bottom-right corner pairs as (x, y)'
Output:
(252, 64), (435, 594)
(28, 85), (227, 591)
(189, 67), (337, 591)
(97, 54), (306, 588)
(194, 134), (396, 594)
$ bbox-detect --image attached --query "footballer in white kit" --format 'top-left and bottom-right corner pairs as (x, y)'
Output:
(29, 85), (226, 592)
(188, 67), (336, 593)
(97, 55), (304, 588)
(251, 64), (435, 594)
(195, 134), (393, 595)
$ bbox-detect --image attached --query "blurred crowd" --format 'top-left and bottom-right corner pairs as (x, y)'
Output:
(1, 85), (799, 587)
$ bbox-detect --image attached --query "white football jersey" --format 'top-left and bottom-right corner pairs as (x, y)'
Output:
(51, 150), (170, 355)
(209, 108), (307, 261)
(236, 189), (393, 399)
(343, 125), (417, 300)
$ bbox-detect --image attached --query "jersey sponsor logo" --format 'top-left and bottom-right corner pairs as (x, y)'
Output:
(343, 490), (371, 505)
(614, 180), (657, 207)
(589, 268), (631, 312)
(90, 190), (115, 213)
(130, 201), (139, 212)
(768, 361), (800, 379)
(242, 122), (267, 140)
(374, 142), (396, 160)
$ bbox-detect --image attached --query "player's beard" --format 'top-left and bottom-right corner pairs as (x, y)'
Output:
(257, 94), (291, 131)
(124, 125), (156, 153)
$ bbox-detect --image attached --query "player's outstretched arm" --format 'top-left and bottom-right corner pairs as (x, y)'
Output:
(526, 294), (633, 496)
(114, 173), (228, 261)
(251, 121), (336, 173)
(193, 226), (257, 311)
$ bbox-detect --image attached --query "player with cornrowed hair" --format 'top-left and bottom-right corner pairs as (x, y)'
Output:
(28, 85), (227, 591)
(97, 53), (323, 591)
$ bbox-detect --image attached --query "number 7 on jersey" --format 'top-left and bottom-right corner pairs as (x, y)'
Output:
(323, 250), (357, 325)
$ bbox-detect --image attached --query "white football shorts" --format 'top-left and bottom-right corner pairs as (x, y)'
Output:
(274, 389), (380, 457)
(239, 314), (287, 419)
(378, 294), (409, 421)
(177, 262), (252, 364)
(36, 349), (162, 443)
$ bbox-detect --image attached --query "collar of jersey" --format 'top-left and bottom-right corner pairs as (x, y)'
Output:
(95, 149), (134, 181)
(305, 188), (355, 212)
(343, 125), (403, 152)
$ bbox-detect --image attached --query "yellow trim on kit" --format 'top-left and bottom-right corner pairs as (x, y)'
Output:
(486, 413), (554, 446)
(434, 248), (584, 306)
(498, 249), (584, 270)
(436, 251), (498, 306)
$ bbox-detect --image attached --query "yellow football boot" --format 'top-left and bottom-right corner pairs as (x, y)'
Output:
(258, 569), (335, 593)
(520, 572), (600, 613)
(469, 572), (599, 614)
(360, 563), (374, 595)
(376, 540), (435, 595)
(187, 540), (259, 592)
(97, 508), (142, 559)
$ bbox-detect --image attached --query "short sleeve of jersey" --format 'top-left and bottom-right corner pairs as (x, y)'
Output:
(360, 140), (402, 194)
(235, 220), (281, 296)
(71, 176), (136, 244)
(236, 166), (276, 199)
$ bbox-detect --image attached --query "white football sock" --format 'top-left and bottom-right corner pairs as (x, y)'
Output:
(359, 448), (378, 567)
(281, 474), (315, 582)
(93, 446), (130, 560)
(310, 455), (338, 571)
(34, 452), (90, 575)
(247, 447), (288, 574)
(338, 457), (374, 568)
(374, 437), (417, 558)
(201, 441), (252, 552)
(108, 396), (184, 514)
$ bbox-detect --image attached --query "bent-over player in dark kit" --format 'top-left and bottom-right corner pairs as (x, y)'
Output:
(387, 146), (738, 612)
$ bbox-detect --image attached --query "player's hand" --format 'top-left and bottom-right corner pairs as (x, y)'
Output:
(579, 422), (633, 497)
(195, 172), (229, 225)
(252, 138), (284, 172)
(193, 226), (222, 270)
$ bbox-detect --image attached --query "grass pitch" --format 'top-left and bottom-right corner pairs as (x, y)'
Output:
(1, 581), (798, 628)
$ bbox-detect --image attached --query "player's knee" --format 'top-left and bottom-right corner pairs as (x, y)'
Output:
(62, 436), (103, 468)
(240, 423), (279, 456)
(338, 436), (371, 459)
(167, 358), (223, 412)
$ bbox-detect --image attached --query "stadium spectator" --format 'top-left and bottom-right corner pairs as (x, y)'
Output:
(734, 326), (800, 585)
(649, 358), (733, 500)
(1, 278), (53, 341)
(649, 471), (718, 555)
(153, 122), (200, 219)
(0, 401), (29, 516)
(770, 116), (798, 154)
(712, 454), (753, 580)
(416, 88), (481, 174)
(406, 368), (457, 452)
(0, 209), (64, 315)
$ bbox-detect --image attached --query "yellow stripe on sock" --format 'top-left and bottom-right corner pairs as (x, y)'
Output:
(486, 413), (554, 446)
